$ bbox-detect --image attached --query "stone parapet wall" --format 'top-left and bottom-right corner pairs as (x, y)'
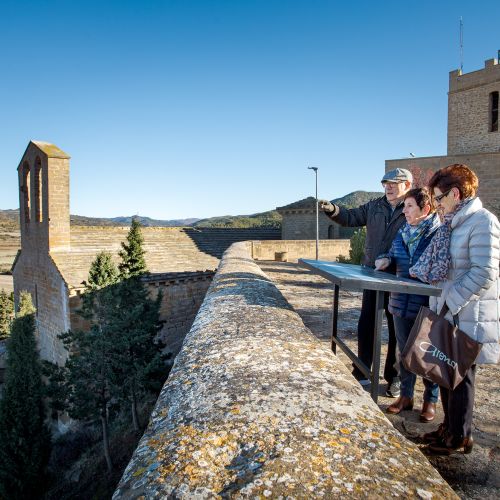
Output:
(114, 242), (456, 499)
(252, 239), (350, 262)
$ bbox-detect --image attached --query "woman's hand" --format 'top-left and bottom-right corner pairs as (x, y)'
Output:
(375, 257), (390, 271)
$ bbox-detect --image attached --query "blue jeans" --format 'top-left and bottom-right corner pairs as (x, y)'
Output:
(393, 315), (439, 402)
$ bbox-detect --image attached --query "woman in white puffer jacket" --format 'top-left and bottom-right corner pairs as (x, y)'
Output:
(410, 164), (500, 455)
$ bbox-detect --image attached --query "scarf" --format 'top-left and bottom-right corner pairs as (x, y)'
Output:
(410, 198), (472, 284)
(400, 215), (433, 257)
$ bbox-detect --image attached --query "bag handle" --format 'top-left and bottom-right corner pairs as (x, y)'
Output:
(438, 302), (449, 318)
(438, 301), (460, 327)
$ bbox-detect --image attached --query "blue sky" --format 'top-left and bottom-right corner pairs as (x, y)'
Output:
(1, 1), (499, 219)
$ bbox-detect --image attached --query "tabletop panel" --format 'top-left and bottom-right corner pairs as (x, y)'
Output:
(298, 259), (442, 297)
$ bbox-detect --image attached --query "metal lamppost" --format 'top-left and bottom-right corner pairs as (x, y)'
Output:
(308, 167), (319, 260)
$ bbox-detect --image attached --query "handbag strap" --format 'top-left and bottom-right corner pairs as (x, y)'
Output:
(438, 301), (460, 326)
(438, 302), (449, 318)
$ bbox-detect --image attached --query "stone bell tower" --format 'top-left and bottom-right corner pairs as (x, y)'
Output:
(17, 141), (71, 253)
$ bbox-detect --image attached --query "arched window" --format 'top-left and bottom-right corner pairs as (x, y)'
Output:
(328, 225), (335, 239)
(21, 162), (31, 224)
(491, 91), (499, 132)
(34, 157), (43, 222)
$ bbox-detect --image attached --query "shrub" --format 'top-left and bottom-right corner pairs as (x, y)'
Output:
(337, 227), (366, 265)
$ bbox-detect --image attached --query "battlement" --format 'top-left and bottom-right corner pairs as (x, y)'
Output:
(449, 57), (500, 93)
(448, 55), (500, 155)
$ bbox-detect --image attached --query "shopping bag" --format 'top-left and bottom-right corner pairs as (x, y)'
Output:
(401, 303), (482, 390)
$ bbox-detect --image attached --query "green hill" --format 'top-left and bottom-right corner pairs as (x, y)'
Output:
(332, 191), (383, 208)
(192, 210), (281, 228)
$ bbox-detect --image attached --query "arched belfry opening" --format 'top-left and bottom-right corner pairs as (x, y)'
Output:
(35, 156), (43, 222)
(17, 140), (71, 251)
(21, 161), (31, 224)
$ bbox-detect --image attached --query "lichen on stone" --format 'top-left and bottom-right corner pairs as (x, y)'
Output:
(114, 242), (457, 499)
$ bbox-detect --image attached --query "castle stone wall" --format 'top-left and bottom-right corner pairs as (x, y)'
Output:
(252, 239), (350, 261)
(114, 242), (456, 499)
(280, 210), (344, 239)
(448, 60), (500, 155)
(386, 153), (500, 218)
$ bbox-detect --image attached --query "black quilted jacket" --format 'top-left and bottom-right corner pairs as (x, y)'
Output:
(326, 196), (406, 268)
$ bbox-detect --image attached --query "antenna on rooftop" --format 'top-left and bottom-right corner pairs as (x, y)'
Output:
(459, 17), (464, 73)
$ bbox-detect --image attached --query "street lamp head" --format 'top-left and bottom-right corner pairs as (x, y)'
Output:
(308, 166), (318, 172)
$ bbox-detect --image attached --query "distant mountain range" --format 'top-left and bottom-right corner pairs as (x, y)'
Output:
(71, 215), (200, 227)
(0, 191), (383, 230)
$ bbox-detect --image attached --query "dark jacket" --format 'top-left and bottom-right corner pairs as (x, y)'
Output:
(327, 196), (406, 267)
(384, 214), (440, 319)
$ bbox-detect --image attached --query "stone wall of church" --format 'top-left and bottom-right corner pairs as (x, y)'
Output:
(12, 252), (70, 366)
(145, 271), (214, 357)
(68, 271), (214, 362)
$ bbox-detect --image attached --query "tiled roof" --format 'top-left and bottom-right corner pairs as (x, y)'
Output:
(50, 227), (280, 289)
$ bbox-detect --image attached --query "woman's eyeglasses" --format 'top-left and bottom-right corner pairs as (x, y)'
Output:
(434, 189), (452, 203)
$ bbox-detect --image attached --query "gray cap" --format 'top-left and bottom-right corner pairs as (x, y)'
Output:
(381, 168), (413, 184)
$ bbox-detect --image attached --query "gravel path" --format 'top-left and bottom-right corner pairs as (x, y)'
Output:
(258, 260), (500, 500)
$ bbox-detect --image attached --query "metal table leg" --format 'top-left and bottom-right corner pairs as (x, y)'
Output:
(370, 290), (385, 402)
(331, 284), (339, 354)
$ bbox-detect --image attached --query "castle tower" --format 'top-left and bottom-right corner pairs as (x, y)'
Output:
(448, 57), (500, 155)
(386, 54), (500, 217)
(17, 141), (71, 253)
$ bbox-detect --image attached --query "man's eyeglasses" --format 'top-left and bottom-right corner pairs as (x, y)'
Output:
(434, 189), (452, 203)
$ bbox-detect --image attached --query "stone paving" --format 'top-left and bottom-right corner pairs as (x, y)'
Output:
(258, 260), (500, 500)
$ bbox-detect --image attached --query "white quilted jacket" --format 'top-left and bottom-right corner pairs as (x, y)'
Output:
(430, 198), (500, 364)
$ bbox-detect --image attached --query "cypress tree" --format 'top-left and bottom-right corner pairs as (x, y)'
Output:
(58, 253), (119, 472)
(115, 220), (165, 430)
(118, 217), (147, 278)
(0, 289), (14, 340)
(0, 292), (51, 499)
(111, 281), (165, 431)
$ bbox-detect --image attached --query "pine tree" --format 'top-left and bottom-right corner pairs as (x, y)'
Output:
(0, 289), (14, 340)
(118, 217), (147, 278)
(111, 280), (165, 431)
(58, 253), (120, 472)
(115, 220), (165, 430)
(0, 292), (51, 499)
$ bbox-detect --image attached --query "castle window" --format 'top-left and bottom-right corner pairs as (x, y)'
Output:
(34, 157), (43, 222)
(21, 162), (31, 224)
(491, 91), (499, 132)
(328, 225), (335, 239)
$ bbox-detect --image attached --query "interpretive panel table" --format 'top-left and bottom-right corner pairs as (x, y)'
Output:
(298, 259), (441, 402)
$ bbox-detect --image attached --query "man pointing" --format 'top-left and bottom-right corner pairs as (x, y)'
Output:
(319, 168), (413, 396)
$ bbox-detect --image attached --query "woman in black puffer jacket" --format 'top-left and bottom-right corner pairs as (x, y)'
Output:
(375, 188), (441, 421)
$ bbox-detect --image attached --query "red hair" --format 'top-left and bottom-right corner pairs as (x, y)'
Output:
(428, 164), (478, 200)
